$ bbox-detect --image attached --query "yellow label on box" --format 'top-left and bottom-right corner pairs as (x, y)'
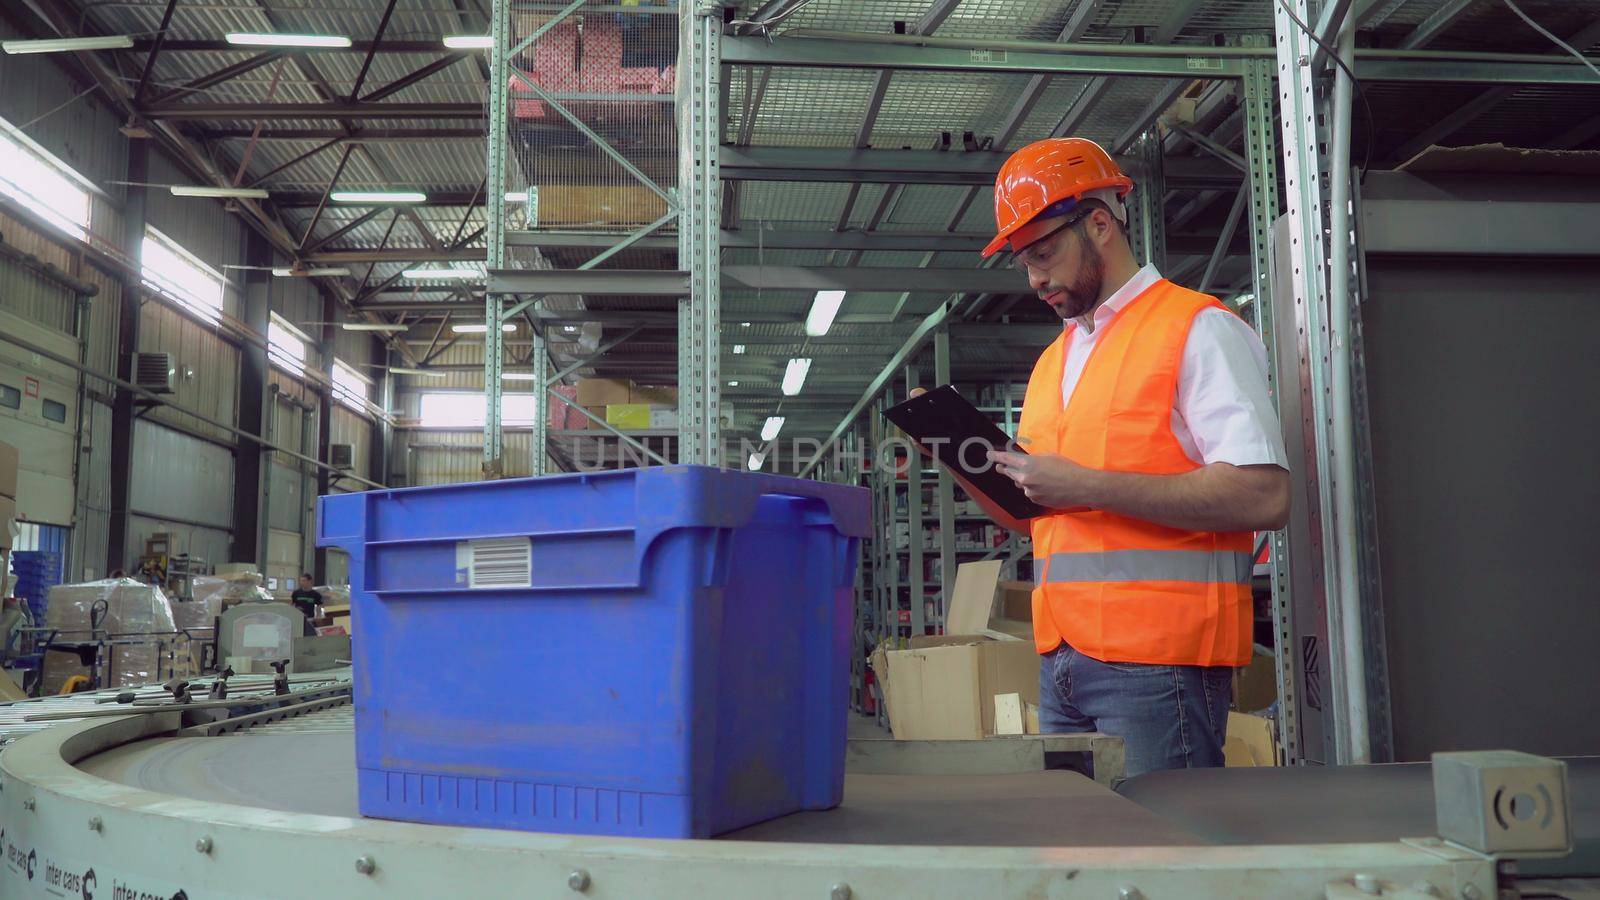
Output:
(605, 404), (652, 430)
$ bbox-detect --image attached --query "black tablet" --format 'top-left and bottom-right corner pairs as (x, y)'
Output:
(883, 384), (1046, 521)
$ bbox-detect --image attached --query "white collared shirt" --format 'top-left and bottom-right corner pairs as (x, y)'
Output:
(1059, 264), (1288, 470)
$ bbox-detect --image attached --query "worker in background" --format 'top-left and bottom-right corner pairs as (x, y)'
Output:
(290, 574), (322, 625)
(924, 137), (1290, 778)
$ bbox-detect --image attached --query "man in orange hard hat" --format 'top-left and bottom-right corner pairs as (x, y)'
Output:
(929, 137), (1290, 778)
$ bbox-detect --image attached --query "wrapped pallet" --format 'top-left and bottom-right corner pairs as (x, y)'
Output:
(42, 578), (180, 693)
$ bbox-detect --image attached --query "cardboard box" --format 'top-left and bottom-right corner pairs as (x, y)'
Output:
(532, 184), (670, 228)
(994, 692), (1040, 735)
(0, 496), (15, 549)
(945, 561), (1003, 635)
(1233, 647), (1277, 713)
(0, 440), (17, 499)
(880, 638), (1040, 740)
(997, 581), (1034, 622)
(577, 377), (633, 407)
(1223, 711), (1279, 766)
(648, 406), (679, 429)
(550, 384), (579, 430)
(875, 560), (1041, 740)
(605, 403), (652, 430)
(945, 561), (1032, 641)
(577, 405), (607, 430)
(630, 384), (678, 406)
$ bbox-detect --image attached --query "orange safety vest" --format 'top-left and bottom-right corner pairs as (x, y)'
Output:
(1017, 278), (1254, 667)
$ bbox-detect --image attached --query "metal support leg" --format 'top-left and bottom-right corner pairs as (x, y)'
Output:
(880, 390), (899, 650)
(1327, 18), (1372, 765)
(1127, 130), (1166, 270)
(1241, 48), (1301, 765)
(678, 2), (722, 466)
(1274, 0), (1361, 764)
(905, 366), (925, 638)
(106, 142), (148, 574)
(483, 0), (512, 475)
(933, 328), (956, 631)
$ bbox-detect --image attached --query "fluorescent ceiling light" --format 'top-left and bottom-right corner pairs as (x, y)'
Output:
(331, 191), (426, 204)
(732, 344), (746, 354)
(727, 380), (739, 387)
(761, 416), (785, 442)
(226, 32), (351, 48)
(341, 323), (408, 332)
(451, 323), (516, 333)
(273, 267), (350, 277)
(3, 35), (134, 54)
(500, 372), (540, 381)
(170, 185), (270, 199)
(805, 290), (846, 337)
(443, 35), (493, 49)
(781, 358), (811, 396)
(404, 267), (481, 280)
(504, 191), (529, 202)
(747, 451), (765, 471)
(740, 321), (751, 327)
(389, 367), (445, 377)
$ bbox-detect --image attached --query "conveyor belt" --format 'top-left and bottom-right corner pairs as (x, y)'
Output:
(75, 707), (1201, 846)
(1120, 759), (1600, 877)
(6, 705), (1593, 899)
(67, 706), (1600, 875)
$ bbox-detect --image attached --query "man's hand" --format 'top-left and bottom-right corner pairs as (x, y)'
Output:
(988, 450), (1099, 511)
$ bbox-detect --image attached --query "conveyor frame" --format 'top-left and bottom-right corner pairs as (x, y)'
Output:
(0, 712), (1513, 900)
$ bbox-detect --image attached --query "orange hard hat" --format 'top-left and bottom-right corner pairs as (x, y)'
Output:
(982, 137), (1134, 258)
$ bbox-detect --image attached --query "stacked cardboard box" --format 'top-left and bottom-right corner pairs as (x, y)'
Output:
(549, 384), (579, 430)
(577, 378), (681, 431)
(0, 440), (18, 551)
(42, 579), (180, 692)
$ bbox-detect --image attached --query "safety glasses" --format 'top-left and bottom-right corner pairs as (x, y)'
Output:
(1008, 208), (1093, 274)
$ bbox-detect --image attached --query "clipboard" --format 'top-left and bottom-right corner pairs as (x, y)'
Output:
(883, 384), (1046, 521)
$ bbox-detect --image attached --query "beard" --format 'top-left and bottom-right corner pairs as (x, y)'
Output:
(1046, 231), (1106, 320)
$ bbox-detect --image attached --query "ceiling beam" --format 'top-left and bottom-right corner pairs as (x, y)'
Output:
(724, 266), (1028, 294)
(721, 147), (1242, 190)
(130, 39), (454, 52)
(150, 51), (284, 105)
(725, 34), (1599, 87)
(139, 102), (485, 120)
(361, 52), (470, 104)
(479, 266), (1039, 295)
(1398, 0), (1481, 50)
(306, 229), (1000, 261)
(721, 34), (1247, 79)
(204, 128), (484, 140)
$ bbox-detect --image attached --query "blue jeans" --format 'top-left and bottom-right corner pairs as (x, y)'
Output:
(1038, 643), (1233, 781)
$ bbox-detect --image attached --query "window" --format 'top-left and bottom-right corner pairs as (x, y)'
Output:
(0, 119), (91, 239)
(0, 384), (19, 410)
(416, 392), (538, 428)
(141, 228), (225, 321)
(267, 313), (310, 374)
(41, 398), (67, 423)
(331, 359), (371, 411)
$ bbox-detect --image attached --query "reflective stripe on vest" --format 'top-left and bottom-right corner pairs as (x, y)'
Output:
(1035, 549), (1254, 586)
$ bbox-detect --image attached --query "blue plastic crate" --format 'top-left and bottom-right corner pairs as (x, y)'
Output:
(317, 465), (870, 839)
